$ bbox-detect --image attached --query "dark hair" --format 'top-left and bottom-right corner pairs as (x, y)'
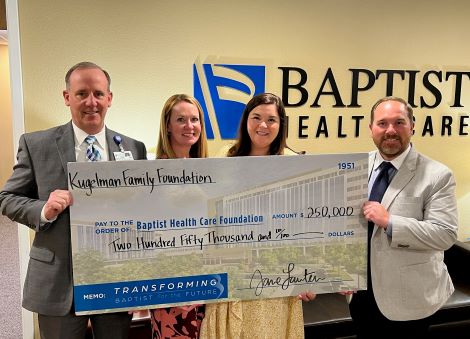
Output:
(370, 96), (414, 123)
(65, 61), (111, 90)
(228, 93), (287, 157)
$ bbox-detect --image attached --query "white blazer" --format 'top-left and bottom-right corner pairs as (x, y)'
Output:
(369, 147), (458, 321)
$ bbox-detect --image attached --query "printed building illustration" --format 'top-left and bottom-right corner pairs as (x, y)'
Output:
(202, 159), (369, 263)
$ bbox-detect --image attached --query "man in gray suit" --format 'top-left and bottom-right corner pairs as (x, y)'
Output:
(0, 62), (147, 339)
(349, 96), (458, 338)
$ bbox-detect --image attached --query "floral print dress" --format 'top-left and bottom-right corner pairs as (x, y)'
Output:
(151, 305), (205, 339)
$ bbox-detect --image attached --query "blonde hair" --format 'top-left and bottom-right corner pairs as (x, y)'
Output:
(156, 94), (208, 159)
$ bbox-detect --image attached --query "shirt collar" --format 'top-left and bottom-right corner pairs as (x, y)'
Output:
(373, 144), (412, 171)
(72, 121), (106, 148)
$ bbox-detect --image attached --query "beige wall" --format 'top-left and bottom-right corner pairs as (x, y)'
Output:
(0, 44), (13, 188)
(16, 0), (470, 239)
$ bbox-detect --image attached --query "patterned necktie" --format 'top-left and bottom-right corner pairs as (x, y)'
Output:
(367, 161), (394, 289)
(85, 135), (102, 162)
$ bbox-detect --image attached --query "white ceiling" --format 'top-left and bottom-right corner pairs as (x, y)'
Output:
(0, 30), (7, 45)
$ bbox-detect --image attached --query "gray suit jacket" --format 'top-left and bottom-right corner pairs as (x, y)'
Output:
(0, 121), (147, 316)
(369, 147), (458, 320)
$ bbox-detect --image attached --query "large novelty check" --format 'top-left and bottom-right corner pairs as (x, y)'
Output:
(69, 153), (368, 315)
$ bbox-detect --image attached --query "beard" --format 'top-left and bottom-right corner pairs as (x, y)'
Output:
(376, 136), (407, 158)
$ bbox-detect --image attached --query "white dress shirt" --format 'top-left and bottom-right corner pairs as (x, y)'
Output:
(72, 122), (108, 162)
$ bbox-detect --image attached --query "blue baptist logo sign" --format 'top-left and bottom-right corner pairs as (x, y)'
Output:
(193, 63), (266, 139)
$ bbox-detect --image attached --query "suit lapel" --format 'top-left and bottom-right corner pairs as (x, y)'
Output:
(370, 148), (417, 238)
(56, 122), (76, 174)
(105, 128), (119, 161)
(55, 124), (123, 172)
(381, 148), (417, 210)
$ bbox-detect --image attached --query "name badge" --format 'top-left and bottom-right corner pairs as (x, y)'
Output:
(113, 151), (134, 161)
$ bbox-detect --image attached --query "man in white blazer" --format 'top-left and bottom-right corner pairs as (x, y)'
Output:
(0, 62), (147, 339)
(348, 96), (458, 338)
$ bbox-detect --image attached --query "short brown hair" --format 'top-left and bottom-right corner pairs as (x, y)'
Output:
(65, 62), (111, 90)
(370, 96), (413, 123)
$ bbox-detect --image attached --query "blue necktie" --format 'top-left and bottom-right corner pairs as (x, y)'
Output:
(369, 161), (394, 203)
(85, 135), (102, 162)
(367, 161), (394, 289)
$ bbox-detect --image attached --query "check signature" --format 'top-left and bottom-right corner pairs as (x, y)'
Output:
(249, 263), (326, 296)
